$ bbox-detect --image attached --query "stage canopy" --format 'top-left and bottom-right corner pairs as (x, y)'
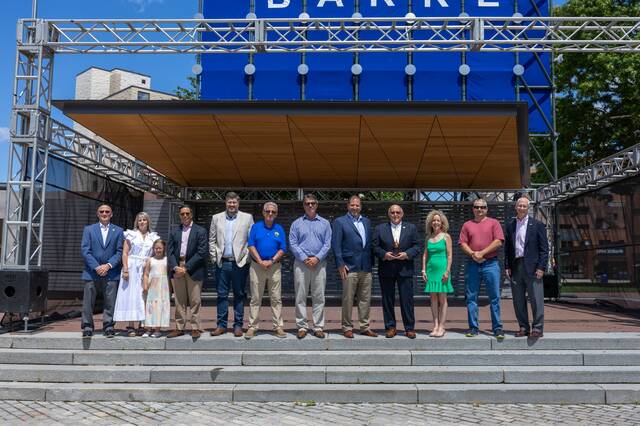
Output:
(53, 101), (529, 189)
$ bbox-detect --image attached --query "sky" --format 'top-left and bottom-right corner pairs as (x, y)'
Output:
(0, 0), (199, 181)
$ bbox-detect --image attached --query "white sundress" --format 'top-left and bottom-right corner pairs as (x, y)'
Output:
(113, 230), (159, 322)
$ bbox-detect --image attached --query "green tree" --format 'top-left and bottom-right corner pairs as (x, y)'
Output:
(174, 76), (199, 100)
(537, 0), (640, 182)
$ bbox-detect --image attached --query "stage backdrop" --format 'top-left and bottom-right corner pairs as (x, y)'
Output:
(202, 0), (552, 134)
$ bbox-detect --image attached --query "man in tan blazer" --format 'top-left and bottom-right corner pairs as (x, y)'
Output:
(209, 192), (254, 337)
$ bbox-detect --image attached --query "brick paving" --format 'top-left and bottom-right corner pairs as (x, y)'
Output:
(0, 401), (639, 425)
(25, 300), (640, 333)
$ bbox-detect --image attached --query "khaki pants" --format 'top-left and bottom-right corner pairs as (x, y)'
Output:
(293, 259), (326, 331)
(172, 272), (202, 331)
(248, 262), (283, 330)
(341, 271), (372, 332)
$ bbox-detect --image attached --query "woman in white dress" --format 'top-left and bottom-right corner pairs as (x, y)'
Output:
(114, 212), (160, 336)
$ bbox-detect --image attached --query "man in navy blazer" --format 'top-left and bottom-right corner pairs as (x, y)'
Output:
(166, 205), (208, 339)
(373, 205), (421, 339)
(332, 195), (377, 338)
(80, 204), (124, 338)
(504, 197), (549, 338)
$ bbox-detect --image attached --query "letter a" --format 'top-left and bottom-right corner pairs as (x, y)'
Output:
(268, 0), (291, 8)
(318, 0), (345, 7)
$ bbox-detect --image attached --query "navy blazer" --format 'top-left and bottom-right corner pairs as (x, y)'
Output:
(373, 222), (421, 278)
(331, 214), (374, 273)
(81, 222), (124, 281)
(504, 216), (549, 277)
(167, 222), (208, 281)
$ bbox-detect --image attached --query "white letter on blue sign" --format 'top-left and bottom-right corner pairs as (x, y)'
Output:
(424, 0), (449, 7)
(478, 0), (499, 6)
(268, 0), (291, 7)
(370, 0), (396, 6)
(317, 0), (345, 7)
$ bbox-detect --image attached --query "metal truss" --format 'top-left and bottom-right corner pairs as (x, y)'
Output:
(17, 17), (640, 54)
(536, 143), (640, 206)
(49, 120), (182, 199)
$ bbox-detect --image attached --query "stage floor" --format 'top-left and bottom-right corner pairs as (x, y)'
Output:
(16, 300), (640, 333)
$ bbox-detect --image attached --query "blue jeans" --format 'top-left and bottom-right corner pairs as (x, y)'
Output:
(465, 258), (502, 332)
(215, 261), (249, 329)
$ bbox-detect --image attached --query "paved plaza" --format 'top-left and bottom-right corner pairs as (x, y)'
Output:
(0, 401), (639, 425)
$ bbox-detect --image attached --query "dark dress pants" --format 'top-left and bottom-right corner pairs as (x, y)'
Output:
(215, 260), (249, 329)
(511, 258), (545, 333)
(380, 275), (415, 331)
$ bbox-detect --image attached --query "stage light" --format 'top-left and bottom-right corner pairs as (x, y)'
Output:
(459, 64), (471, 76)
(192, 64), (203, 76)
(244, 64), (256, 75)
(298, 64), (309, 75)
(405, 64), (416, 76)
(351, 64), (363, 75)
(246, 13), (257, 19)
(513, 64), (525, 76)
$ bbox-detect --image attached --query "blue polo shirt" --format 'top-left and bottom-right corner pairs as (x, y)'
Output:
(248, 220), (287, 260)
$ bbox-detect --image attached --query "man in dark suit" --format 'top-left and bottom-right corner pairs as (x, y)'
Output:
(80, 203), (124, 338)
(167, 205), (208, 339)
(332, 195), (377, 338)
(504, 197), (549, 338)
(373, 205), (421, 339)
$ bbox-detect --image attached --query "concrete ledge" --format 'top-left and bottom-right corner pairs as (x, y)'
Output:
(0, 383), (47, 400)
(150, 366), (326, 384)
(242, 350), (412, 366)
(0, 336), (12, 348)
(411, 350), (583, 366)
(9, 333), (166, 350)
(0, 349), (73, 365)
(233, 384), (418, 403)
(326, 366), (502, 384)
(503, 366), (640, 384)
(601, 384), (640, 404)
(492, 333), (640, 350)
(582, 351), (640, 366)
(44, 383), (234, 402)
(73, 351), (243, 366)
(417, 384), (605, 404)
(0, 365), (151, 383)
(327, 334), (492, 351)
(164, 334), (328, 351)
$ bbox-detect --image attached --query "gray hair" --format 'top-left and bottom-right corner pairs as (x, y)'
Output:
(225, 191), (240, 201)
(263, 201), (278, 211)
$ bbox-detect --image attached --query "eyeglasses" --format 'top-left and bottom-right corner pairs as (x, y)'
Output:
(390, 211), (402, 215)
(263, 210), (277, 214)
(304, 202), (317, 206)
(98, 210), (111, 214)
(473, 206), (487, 210)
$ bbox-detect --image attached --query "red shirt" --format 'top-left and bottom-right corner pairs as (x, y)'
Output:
(458, 217), (504, 259)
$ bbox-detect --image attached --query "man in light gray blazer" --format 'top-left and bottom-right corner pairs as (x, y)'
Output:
(209, 191), (254, 337)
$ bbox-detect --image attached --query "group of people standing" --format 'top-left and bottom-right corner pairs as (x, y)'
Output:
(80, 193), (548, 340)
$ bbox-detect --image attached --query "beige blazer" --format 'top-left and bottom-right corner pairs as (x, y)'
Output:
(208, 210), (254, 267)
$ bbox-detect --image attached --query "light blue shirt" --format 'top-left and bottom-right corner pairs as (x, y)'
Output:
(223, 213), (236, 258)
(289, 214), (332, 262)
(349, 213), (366, 248)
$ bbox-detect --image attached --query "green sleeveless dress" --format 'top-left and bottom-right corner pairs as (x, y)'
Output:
(424, 237), (454, 293)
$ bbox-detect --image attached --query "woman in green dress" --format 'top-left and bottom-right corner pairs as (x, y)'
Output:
(421, 210), (454, 337)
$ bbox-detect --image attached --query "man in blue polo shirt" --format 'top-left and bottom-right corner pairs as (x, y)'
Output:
(245, 201), (287, 339)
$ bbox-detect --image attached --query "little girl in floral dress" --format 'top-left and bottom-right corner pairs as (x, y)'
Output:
(142, 239), (171, 338)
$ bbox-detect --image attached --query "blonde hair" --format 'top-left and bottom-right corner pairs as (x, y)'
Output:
(133, 211), (153, 232)
(425, 210), (449, 238)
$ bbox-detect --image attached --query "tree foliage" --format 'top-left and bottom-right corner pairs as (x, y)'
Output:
(538, 0), (640, 181)
(174, 76), (199, 100)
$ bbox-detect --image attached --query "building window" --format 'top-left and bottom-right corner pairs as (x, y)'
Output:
(137, 91), (150, 101)
(141, 79), (146, 84)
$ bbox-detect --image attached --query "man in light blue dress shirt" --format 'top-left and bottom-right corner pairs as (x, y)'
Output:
(289, 194), (332, 339)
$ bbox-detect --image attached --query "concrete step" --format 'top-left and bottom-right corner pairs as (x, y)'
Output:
(1, 382), (638, 404)
(2, 332), (640, 351)
(2, 365), (640, 384)
(3, 349), (640, 367)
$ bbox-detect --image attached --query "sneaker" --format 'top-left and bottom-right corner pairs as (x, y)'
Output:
(494, 329), (505, 341)
(274, 327), (286, 338)
(245, 327), (257, 340)
(150, 331), (162, 338)
(465, 328), (479, 337)
(141, 331), (150, 338)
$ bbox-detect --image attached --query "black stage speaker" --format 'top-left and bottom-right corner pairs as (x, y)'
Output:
(0, 270), (48, 313)
(543, 273), (559, 299)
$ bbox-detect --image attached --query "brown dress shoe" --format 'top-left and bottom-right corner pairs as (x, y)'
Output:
(515, 329), (530, 337)
(297, 329), (307, 339)
(166, 330), (184, 338)
(385, 328), (397, 338)
(361, 329), (378, 337)
(530, 330), (543, 338)
(191, 330), (201, 339)
(210, 327), (227, 337)
(343, 330), (354, 338)
(313, 330), (325, 339)
(405, 330), (417, 339)
(233, 327), (244, 337)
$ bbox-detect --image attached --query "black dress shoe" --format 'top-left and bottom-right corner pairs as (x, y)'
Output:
(82, 330), (93, 338)
(515, 329), (530, 337)
(104, 329), (115, 338)
(530, 330), (544, 338)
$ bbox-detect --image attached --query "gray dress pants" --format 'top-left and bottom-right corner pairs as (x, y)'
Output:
(82, 279), (118, 331)
(511, 258), (545, 333)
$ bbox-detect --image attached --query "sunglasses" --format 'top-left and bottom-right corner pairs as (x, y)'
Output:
(179, 212), (192, 216)
(98, 210), (111, 214)
(304, 202), (317, 206)
(473, 206), (487, 210)
(263, 210), (277, 214)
